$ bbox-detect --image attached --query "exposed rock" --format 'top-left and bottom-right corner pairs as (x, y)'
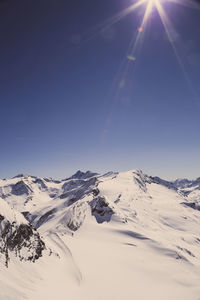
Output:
(90, 196), (114, 223)
(11, 180), (32, 196)
(66, 170), (98, 180)
(0, 213), (45, 267)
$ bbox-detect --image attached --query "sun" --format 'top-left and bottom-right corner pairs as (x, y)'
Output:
(88, 0), (200, 80)
(145, 0), (157, 4)
(145, 0), (166, 4)
(93, 0), (199, 130)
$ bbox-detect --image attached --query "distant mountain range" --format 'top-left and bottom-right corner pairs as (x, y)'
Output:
(0, 169), (200, 300)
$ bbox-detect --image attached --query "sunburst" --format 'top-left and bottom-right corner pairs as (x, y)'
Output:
(97, 0), (200, 136)
(102, 0), (199, 103)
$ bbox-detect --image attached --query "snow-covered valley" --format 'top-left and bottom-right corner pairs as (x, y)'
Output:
(0, 169), (200, 300)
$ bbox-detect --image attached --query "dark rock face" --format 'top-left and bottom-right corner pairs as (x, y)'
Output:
(181, 202), (200, 211)
(62, 179), (84, 193)
(13, 174), (27, 178)
(92, 188), (100, 197)
(67, 219), (82, 232)
(0, 215), (45, 267)
(150, 176), (177, 190)
(21, 212), (38, 225)
(35, 209), (57, 229)
(173, 179), (192, 189)
(134, 177), (148, 192)
(43, 178), (60, 184)
(173, 177), (200, 190)
(11, 180), (32, 196)
(90, 197), (114, 223)
(60, 177), (97, 201)
(7, 224), (45, 259)
(66, 170), (98, 181)
(180, 190), (191, 197)
(33, 178), (47, 190)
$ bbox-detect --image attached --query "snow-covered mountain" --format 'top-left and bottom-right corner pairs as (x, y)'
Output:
(1, 169), (200, 300)
(0, 197), (45, 267)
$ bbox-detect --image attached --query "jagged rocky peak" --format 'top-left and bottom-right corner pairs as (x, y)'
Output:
(126, 169), (151, 192)
(33, 178), (47, 190)
(43, 177), (61, 184)
(149, 175), (176, 190)
(130, 169), (180, 192)
(187, 177), (200, 189)
(12, 180), (33, 196)
(12, 174), (36, 179)
(173, 178), (192, 189)
(131, 169), (151, 181)
(102, 171), (119, 177)
(67, 170), (98, 180)
(171, 177), (200, 191)
(0, 197), (45, 267)
(13, 174), (26, 178)
(0, 180), (32, 200)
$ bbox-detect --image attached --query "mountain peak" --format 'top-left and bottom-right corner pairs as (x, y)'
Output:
(66, 170), (98, 180)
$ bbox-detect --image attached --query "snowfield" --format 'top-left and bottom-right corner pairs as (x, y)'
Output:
(0, 169), (200, 300)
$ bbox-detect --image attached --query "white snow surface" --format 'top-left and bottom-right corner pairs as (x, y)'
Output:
(1, 169), (200, 300)
(0, 196), (27, 225)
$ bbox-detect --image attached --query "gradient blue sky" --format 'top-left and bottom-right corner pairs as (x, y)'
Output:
(0, 0), (200, 180)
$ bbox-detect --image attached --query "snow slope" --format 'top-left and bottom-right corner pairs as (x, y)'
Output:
(1, 169), (200, 300)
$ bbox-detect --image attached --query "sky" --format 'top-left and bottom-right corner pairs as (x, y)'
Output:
(0, 0), (200, 180)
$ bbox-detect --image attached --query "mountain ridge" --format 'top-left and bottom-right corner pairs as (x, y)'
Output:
(1, 168), (200, 300)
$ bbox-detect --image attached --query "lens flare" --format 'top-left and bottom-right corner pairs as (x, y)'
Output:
(127, 55), (136, 62)
(138, 27), (143, 33)
(102, 0), (200, 134)
(116, 0), (199, 105)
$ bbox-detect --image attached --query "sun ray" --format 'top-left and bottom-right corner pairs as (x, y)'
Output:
(155, 0), (188, 74)
(155, 0), (199, 106)
(81, 0), (200, 46)
(131, 0), (153, 53)
(82, 0), (146, 44)
(168, 0), (200, 10)
(102, 0), (200, 134)
(111, 0), (154, 98)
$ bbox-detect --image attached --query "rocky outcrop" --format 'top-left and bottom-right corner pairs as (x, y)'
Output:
(90, 196), (114, 223)
(0, 214), (45, 267)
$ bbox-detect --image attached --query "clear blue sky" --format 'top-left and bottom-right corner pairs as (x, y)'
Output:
(0, 0), (200, 180)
